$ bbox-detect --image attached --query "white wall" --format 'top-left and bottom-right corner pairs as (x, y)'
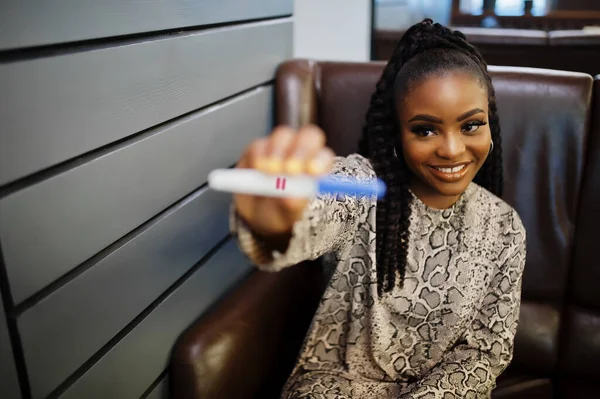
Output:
(293, 0), (371, 62)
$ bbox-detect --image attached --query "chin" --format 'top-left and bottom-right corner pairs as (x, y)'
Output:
(435, 186), (469, 197)
(430, 180), (472, 197)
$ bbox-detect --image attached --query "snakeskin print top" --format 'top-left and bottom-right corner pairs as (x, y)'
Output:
(231, 154), (527, 399)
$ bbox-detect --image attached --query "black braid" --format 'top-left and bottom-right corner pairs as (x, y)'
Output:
(358, 19), (503, 295)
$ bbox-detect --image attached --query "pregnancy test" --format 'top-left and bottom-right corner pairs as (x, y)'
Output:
(208, 168), (386, 199)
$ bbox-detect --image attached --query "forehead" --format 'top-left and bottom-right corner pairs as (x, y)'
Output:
(398, 72), (488, 117)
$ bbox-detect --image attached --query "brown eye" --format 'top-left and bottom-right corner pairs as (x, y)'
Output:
(461, 121), (487, 134)
(411, 126), (436, 137)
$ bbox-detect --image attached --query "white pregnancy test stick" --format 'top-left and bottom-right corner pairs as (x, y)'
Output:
(208, 169), (386, 199)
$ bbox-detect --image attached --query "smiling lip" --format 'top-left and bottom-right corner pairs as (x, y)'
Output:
(428, 162), (471, 182)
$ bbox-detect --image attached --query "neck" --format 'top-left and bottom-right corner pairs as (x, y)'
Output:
(409, 180), (462, 210)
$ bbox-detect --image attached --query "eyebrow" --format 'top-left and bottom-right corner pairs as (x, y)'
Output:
(408, 108), (486, 124)
(408, 114), (443, 124)
(457, 108), (485, 121)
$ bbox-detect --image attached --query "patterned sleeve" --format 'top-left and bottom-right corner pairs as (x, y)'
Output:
(400, 213), (527, 399)
(230, 154), (376, 272)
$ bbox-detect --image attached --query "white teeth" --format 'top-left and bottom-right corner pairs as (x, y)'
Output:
(435, 165), (466, 173)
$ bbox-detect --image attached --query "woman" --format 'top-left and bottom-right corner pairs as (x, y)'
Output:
(232, 19), (526, 398)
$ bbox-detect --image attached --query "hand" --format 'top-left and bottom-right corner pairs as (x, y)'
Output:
(234, 124), (335, 244)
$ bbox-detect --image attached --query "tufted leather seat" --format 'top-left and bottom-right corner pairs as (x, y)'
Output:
(170, 62), (599, 399)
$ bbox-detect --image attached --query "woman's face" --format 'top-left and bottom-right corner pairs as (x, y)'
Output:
(397, 72), (491, 209)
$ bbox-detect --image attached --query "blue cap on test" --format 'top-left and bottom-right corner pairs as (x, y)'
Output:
(317, 176), (386, 199)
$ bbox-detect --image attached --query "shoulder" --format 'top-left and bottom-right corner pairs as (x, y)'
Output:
(469, 184), (526, 245)
(331, 153), (376, 179)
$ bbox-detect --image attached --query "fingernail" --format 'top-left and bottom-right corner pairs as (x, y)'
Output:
(308, 150), (331, 175)
(308, 159), (326, 175)
(266, 157), (283, 173)
(285, 159), (303, 174)
(255, 158), (268, 170)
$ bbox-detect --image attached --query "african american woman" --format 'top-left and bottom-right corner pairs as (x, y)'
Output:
(232, 19), (526, 399)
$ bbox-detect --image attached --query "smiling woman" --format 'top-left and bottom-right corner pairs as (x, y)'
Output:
(231, 18), (526, 399)
(396, 53), (493, 208)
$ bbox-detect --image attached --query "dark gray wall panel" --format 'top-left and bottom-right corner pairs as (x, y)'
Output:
(145, 375), (169, 399)
(0, 19), (291, 185)
(0, 0), (293, 51)
(18, 187), (230, 399)
(59, 239), (253, 399)
(0, 86), (272, 304)
(0, 291), (21, 399)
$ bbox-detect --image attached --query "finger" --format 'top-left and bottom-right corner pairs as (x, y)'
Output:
(264, 126), (296, 174)
(284, 125), (327, 174)
(236, 149), (251, 169)
(242, 138), (269, 171)
(307, 147), (335, 176)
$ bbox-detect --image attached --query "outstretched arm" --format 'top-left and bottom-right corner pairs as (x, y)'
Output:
(231, 154), (376, 272)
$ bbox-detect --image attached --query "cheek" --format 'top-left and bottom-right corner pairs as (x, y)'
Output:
(400, 135), (431, 168)
(469, 127), (493, 159)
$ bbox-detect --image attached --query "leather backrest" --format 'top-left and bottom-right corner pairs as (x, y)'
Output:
(276, 60), (383, 155)
(275, 60), (594, 374)
(489, 67), (593, 374)
(560, 76), (600, 380)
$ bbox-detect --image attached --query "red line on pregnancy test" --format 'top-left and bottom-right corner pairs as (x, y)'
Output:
(275, 177), (286, 190)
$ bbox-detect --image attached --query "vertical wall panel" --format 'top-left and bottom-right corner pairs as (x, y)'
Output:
(0, 290), (20, 399)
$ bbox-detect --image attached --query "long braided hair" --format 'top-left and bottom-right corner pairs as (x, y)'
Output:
(358, 19), (504, 295)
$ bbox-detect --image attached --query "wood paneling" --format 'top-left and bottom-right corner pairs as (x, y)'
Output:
(0, 291), (21, 399)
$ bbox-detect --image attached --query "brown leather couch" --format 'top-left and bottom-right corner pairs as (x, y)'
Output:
(169, 61), (600, 399)
(373, 28), (600, 77)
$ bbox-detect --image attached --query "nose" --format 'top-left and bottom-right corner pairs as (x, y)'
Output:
(436, 132), (466, 159)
